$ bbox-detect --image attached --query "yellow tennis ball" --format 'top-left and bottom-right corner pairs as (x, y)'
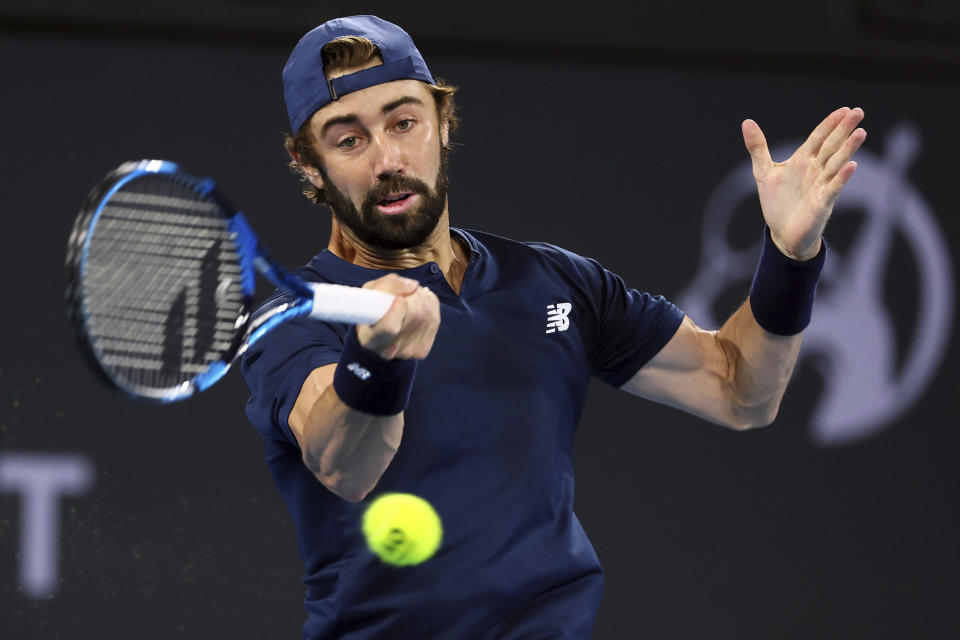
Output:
(362, 493), (443, 566)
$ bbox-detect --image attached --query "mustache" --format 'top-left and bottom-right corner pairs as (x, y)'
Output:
(362, 174), (432, 208)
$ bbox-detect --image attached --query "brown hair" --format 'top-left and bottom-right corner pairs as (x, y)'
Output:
(284, 36), (459, 204)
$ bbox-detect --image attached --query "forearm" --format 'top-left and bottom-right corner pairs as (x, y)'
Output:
(300, 387), (404, 503)
(714, 299), (803, 427)
(286, 278), (436, 502)
(718, 224), (826, 426)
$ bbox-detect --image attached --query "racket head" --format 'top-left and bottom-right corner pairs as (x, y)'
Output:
(66, 160), (256, 402)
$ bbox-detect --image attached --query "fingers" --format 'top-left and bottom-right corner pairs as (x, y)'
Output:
(813, 108), (866, 210)
(742, 119), (772, 179)
(816, 107), (865, 166)
(799, 107), (850, 156)
(824, 160), (859, 210)
(398, 287), (441, 360)
(357, 283), (440, 360)
(382, 286), (440, 360)
(821, 126), (866, 183)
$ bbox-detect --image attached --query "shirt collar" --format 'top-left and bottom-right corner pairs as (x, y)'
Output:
(306, 227), (483, 287)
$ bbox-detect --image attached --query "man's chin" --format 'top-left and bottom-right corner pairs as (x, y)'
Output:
(329, 182), (447, 250)
(344, 211), (441, 250)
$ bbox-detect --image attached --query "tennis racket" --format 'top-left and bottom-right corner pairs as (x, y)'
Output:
(65, 159), (394, 402)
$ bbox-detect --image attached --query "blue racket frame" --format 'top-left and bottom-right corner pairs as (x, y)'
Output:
(69, 159), (319, 402)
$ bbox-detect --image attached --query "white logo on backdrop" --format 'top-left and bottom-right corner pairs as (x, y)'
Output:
(678, 123), (953, 445)
(0, 454), (94, 598)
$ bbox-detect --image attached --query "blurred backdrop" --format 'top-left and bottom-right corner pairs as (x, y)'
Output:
(1, 2), (958, 638)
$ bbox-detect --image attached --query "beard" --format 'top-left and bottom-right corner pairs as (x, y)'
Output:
(320, 148), (450, 251)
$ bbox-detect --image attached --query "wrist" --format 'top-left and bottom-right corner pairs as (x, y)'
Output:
(769, 231), (822, 262)
(332, 328), (417, 416)
(748, 226), (827, 336)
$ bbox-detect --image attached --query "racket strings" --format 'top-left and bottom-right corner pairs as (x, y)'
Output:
(81, 174), (245, 392)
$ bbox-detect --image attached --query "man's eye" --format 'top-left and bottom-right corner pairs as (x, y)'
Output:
(395, 119), (413, 131)
(338, 136), (359, 148)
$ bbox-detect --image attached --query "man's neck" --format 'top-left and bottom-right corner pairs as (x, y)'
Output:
(327, 210), (468, 293)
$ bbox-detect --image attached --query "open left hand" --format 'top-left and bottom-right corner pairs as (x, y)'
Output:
(742, 107), (866, 260)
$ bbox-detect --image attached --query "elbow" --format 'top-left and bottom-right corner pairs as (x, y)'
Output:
(721, 371), (787, 430)
(726, 417), (769, 432)
(299, 417), (403, 502)
(727, 401), (780, 431)
(301, 450), (389, 503)
(327, 482), (370, 503)
(727, 418), (760, 432)
(741, 413), (776, 430)
(311, 465), (373, 503)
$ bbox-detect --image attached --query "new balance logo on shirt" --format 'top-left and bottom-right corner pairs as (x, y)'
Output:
(546, 302), (572, 334)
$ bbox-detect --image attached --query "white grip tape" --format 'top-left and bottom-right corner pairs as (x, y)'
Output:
(307, 283), (395, 325)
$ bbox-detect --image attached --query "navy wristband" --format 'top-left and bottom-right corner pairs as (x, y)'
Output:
(748, 227), (827, 336)
(332, 328), (417, 416)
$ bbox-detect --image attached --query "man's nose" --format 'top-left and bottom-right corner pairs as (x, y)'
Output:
(371, 134), (404, 180)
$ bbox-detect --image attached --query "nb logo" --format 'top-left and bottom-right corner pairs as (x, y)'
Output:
(347, 362), (372, 380)
(546, 302), (572, 334)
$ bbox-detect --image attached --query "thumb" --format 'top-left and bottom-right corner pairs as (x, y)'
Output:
(395, 277), (421, 296)
(362, 274), (421, 296)
(742, 119), (772, 180)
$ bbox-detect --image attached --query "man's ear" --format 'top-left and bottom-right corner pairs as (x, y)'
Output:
(289, 151), (325, 189)
(440, 120), (450, 149)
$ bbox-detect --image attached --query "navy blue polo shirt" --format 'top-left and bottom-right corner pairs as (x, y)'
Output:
(241, 228), (684, 639)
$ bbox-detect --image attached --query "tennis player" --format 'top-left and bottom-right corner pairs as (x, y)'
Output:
(242, 15), (865, 639)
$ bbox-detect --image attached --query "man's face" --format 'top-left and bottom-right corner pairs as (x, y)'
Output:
(306, 78), (449, 250)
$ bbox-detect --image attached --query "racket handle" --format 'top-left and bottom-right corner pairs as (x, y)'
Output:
(307, 283), (395, 325)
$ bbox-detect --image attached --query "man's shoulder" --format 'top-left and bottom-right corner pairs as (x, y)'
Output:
(461, 229), (604, 295)
(250, 254), (331, 321)
(461, 228), (590, 268)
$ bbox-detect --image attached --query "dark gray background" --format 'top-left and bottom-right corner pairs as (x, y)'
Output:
(1, 5), (959, 638)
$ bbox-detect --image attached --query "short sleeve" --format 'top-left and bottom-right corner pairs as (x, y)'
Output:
(588, 265), (684, 387)
(241, 294), (347, 448)
(527, 243), (684, 388)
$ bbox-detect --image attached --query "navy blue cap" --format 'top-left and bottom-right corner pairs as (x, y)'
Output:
(283, 15), (435, 134)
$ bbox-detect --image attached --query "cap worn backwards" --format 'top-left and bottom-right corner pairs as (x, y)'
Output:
(283, 15), (435, 134)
